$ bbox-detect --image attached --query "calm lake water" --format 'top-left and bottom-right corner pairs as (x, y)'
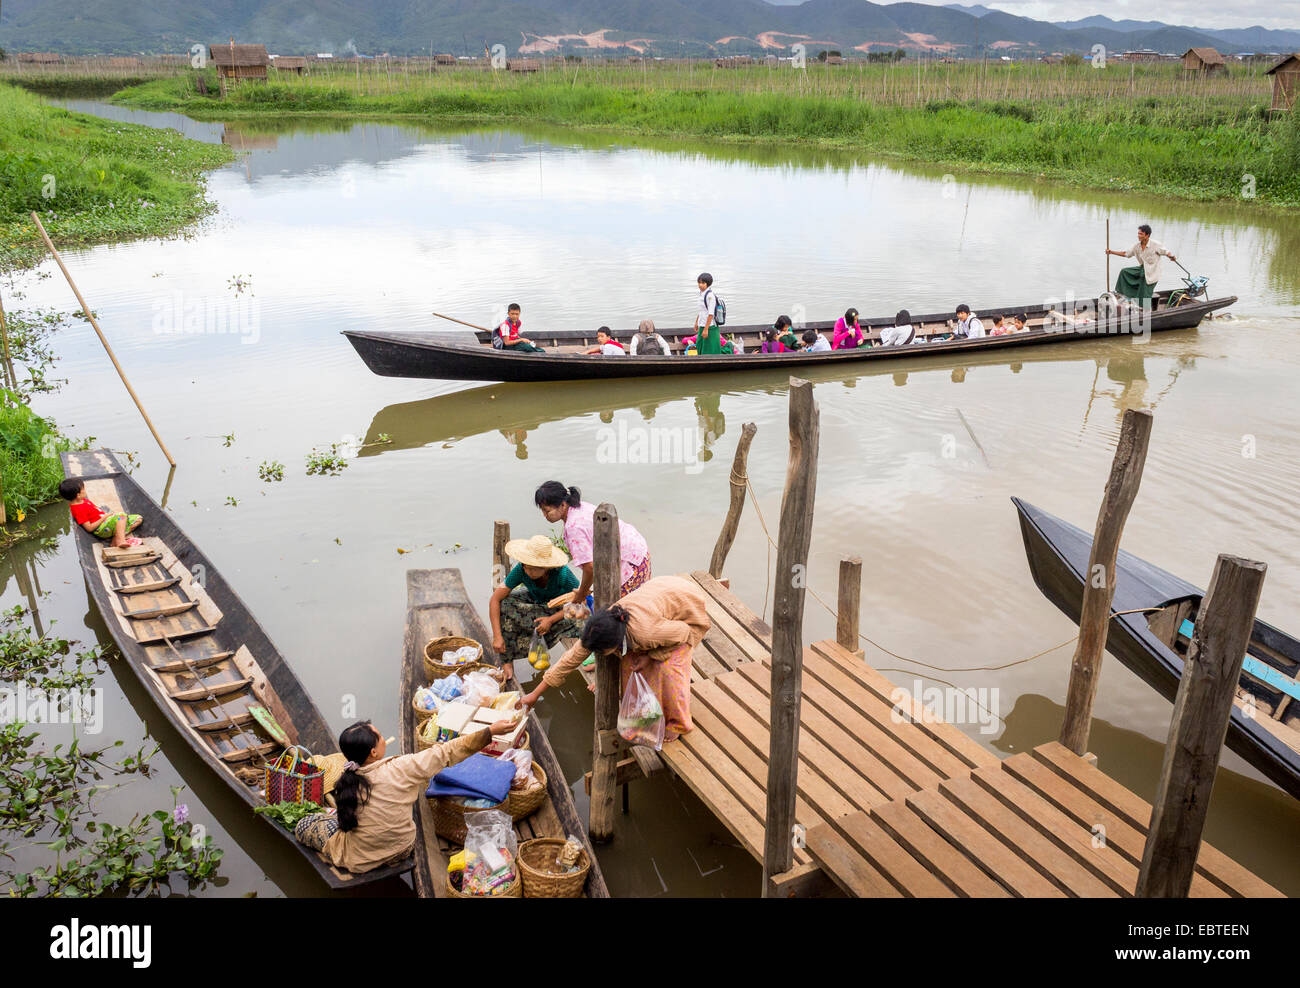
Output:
(3, 99), (1298, 897)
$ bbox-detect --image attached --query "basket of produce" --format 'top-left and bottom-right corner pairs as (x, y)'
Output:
(264, 745), (324, 805)
(518, 836), (590, 898)
(423, 636), (485, 681)
(502, 755), (547, 820)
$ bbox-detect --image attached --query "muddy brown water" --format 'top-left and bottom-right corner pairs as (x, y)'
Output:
(2, 100), (1297, 896)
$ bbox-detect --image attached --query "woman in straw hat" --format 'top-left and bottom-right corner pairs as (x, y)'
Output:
(489, 533), (585, 667)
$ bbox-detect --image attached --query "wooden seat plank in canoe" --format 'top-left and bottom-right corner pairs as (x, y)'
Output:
(113, 576), (182, 595)
(123, 600), (199, 621)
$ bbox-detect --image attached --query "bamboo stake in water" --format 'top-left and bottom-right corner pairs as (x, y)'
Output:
(29, 212), (176, 467)
(0, 288), (14, 390)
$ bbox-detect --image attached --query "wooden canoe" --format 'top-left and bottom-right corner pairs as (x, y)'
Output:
(1013, 497), (1300, 800)
(61, 449), (413, 890)
(343, 290), (1234, 384)
(400, 568), (610, 897)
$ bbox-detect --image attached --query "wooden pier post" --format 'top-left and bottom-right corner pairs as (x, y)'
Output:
(0, 288), (14, 390)
(709, 421), (758, 579)
(492, 519), (510, 586)
(836, 556), (863, 657)
(1059, 408), (1153, 756)
(1136, 554), (1266, 898)
(589, 502), (622, 843)
(763, 379), (819, 896)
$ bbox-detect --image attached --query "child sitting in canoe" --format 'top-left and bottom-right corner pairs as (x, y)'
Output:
(489, 534), (586, 669)
(59, 478), (143, 548)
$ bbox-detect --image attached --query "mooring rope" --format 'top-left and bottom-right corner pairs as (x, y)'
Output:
(738, 474), (1166, 677)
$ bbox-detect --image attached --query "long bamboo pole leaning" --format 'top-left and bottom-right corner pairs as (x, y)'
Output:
(29, 213), (176, 467)
(589, 502), (623, 843)
(1136, 554), (1266, 897)
(708, 421), (758, 579)
(0, 288), (15, 390)
(1059, 407), (1153, 756)
(763, 378), (820, 896)
(432, 311), (491, 332)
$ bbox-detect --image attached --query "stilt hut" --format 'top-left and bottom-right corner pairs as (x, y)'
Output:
(209, 43), (270, 88)
(1266, 53), (1300, 111)
(435, 53), (456, 66)
(507, 58), (540, 72)
(1182, 47), (1226, 73)
(272, 56), (307, 75)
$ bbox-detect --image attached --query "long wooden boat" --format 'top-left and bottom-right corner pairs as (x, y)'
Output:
(61, 449), (413, 890)
(343, 290), (1234, 384)
(400, 568), (610, 897)
(1013, 497), (1300, 800)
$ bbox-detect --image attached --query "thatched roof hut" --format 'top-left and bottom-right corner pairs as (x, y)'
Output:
(272, 56), (308, 74)
(435, 53), (456, 65)
(507, 58), (540, 72)
(1266, 53), (1300, 111)
(209, 43), (270, 81)
(1182, 47), (1226, 73)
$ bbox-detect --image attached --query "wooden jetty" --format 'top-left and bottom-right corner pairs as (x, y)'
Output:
(571, 387), (1284, 898)
(400, 568), (609, 898)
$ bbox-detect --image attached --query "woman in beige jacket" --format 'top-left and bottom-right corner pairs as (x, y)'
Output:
(520, 575), (710, 740)
(295, 717), (515, 873)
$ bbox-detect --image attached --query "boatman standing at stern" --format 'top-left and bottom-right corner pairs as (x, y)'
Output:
(1107, 224), (1176, 302)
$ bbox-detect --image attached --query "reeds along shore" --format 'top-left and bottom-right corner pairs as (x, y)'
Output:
(95, 59), (1300, 209)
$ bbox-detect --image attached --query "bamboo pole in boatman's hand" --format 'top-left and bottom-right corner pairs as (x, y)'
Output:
(1106, 218), (1111, 293)
(29, 212), (175, 467)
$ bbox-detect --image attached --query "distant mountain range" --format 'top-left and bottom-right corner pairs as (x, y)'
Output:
(2, 0), (1297, 58)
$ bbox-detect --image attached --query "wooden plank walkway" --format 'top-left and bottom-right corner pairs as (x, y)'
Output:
(602, 570), (1284, 898)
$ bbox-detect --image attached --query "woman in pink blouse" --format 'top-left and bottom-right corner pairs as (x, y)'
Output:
(831, 308), (866, 349)
(534, 481), (651, 605)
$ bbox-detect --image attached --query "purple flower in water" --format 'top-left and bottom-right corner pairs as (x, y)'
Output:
(173, 803), (189, 826)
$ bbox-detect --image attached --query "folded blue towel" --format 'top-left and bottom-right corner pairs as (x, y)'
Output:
(426, 752), (515, 803)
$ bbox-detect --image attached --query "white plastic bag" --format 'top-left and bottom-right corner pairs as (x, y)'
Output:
(617, 671), (665, 750)
(460, 669), (502, 707)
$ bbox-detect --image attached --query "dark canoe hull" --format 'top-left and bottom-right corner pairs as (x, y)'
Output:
(401, 568), (609, 898)
(1012, 497), (1300, 800)
(61, 450), (412, 890)
(343, 294), (1235, 384)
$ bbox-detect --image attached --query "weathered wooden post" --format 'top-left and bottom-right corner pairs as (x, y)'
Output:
(709, 421), (758, 579)
(1059, 408), (1153, 756)
(0, 288), (14, 390)
(589, 502), (622, 843)
(763, 379), (819, 897)
(836, 556), (863, 657)
(1136, 554), (1266, 897)
(492, 519), (510, 586)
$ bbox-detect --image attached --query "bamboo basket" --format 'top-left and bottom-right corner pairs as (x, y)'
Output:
(412, 692), (439, 725)
(446, 869), (522, 898)
(505, 761), (547, 820)
(518, 838), (590, 898)
(423, 636), (485, 681)
(434, 795), (508, 844)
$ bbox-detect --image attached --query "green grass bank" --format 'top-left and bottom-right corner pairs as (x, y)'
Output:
(0, 82), (235, 270)
(112, 63), (1300, 209)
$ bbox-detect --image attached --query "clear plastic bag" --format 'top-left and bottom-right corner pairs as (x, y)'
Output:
(617, 671), (665, 750)
(526, 628), (550, 670)
(461, 809), (518, 896)
(429, 674), (463, 702)
(460, 669), (502, 707)
(497, 747), (536, 787)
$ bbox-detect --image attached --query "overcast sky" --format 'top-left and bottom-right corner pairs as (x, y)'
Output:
(925, 0), (1299, 31)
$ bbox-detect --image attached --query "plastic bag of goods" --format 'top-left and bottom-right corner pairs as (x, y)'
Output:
(442, 644), (481, 665)
(429, 674), (463, 702)
(617, 672), (665, 750)
(526, 628), (550, 671)
(554, 835), (585, 873)
(460, 809), (518, 896)
(460, 669), (502, 707)
(413, 686), (444, 714)
(497, 747), (535, 788)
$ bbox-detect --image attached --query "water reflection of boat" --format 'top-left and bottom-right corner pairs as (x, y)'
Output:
(358, 337), (1198, 457)
(343, 292), (1233, 384)
(1014, 497), (1300, 801)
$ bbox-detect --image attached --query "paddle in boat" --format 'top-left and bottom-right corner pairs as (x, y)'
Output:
(61, 449), (413, 889)
(1013, 497), (1300, 801)
(343, 289), (1235, 384)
